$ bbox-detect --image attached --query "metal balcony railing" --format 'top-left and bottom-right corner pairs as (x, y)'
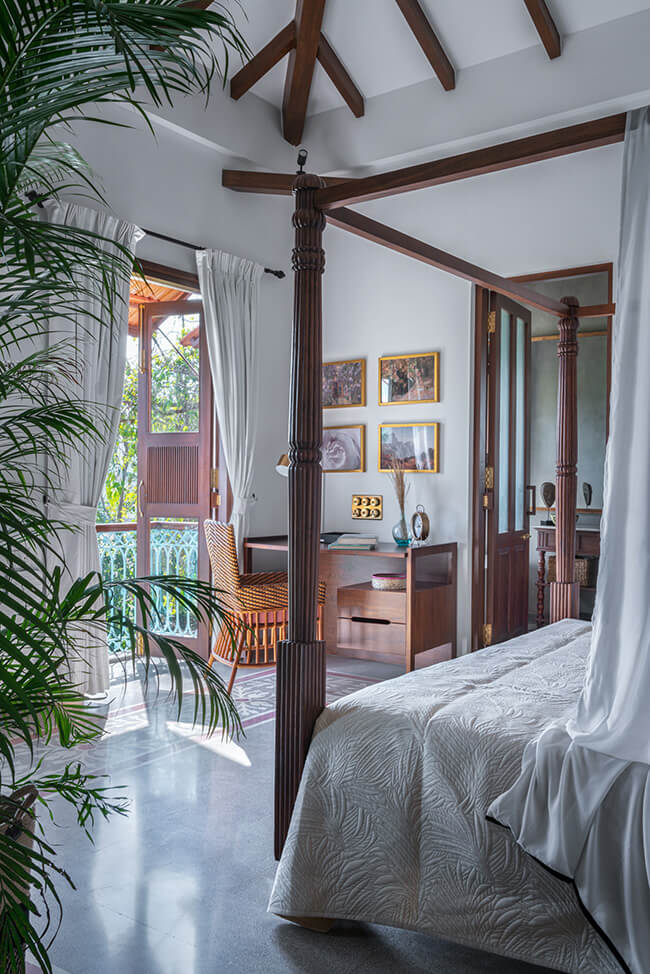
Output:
(96, 522), (198, 652)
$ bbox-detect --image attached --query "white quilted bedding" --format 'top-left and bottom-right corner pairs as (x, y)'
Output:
(269, 620), (619, 973)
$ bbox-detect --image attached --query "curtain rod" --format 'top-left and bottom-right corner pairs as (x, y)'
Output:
(23, 194), (286, 280)
(142, 227), (286, 279)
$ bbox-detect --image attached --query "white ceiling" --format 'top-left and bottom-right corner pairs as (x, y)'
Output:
(227, 0), (650, 116)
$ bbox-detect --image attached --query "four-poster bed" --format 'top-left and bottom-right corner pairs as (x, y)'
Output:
(224, 111), (620, 966)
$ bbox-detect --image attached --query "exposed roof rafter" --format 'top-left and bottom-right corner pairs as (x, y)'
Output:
(317, 33), (364, 118)
(230, 21), (296, 101)
(523, 0), (562, 60)
(394, 0), (455, 91)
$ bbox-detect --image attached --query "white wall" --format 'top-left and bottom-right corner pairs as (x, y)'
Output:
(322, 226), (474, 653)
(65, 107), (296, 541)
(321, 144), (622, 654)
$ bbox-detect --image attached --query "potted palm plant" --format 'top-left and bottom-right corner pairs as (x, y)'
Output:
(0, 3), (249, 971)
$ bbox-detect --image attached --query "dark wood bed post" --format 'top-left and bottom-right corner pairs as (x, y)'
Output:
(550, 296), (580, 623)
(274, 171), (327, 859)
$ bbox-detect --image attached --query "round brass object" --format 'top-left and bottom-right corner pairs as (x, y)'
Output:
(411, 504), (430, 543)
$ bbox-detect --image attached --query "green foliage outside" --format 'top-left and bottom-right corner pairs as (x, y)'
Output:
(97, 316), (200, 524)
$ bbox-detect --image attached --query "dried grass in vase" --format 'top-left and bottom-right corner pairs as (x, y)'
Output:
(388, 459), (411, 545)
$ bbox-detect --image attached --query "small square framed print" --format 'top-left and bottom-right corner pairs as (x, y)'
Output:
(323, 358), (366, 409)
(378, 422), (439, 473)
(379, 352), (439, 405)
(322, 425), (365, 472)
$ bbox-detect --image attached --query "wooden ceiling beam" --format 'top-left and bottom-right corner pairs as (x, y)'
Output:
(317, 33), (364, 118)
(315, 113), (627, 209)
(326, 207), (569, 316)
(222, 170), (360, 196)
(394, 0), (455, 91)
(282, 0), (327, 145)
(230, 21), (296, 101)
(523, 0), (561, 60)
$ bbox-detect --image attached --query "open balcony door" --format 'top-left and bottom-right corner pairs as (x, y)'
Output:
(137, 300), (214, 659)
(485, 294), (533, 645)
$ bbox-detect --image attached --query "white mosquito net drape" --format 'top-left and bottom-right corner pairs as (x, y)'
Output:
(488, 107), (650, 974)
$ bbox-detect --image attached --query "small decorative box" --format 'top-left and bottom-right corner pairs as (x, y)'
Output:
(371, 572), (407, 592)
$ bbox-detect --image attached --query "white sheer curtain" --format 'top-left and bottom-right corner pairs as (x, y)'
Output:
(489, 108), (650, 973)
(45, 202), (142, 695)
(196, 249), (263, 566)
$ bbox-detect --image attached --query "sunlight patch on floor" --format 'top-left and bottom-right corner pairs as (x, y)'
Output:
(165, 721), (252, 766)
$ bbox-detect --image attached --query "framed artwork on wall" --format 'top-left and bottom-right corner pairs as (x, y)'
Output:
(322, 425), (365, 472)
(378, 422), (439, 473)
(323, 358), (366, 408)
(378, 351), (439, 405)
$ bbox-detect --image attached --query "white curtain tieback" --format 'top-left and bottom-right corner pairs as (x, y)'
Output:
(47, 501), (98, 528)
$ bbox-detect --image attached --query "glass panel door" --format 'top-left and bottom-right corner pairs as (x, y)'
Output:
(486, 294), (531, 643)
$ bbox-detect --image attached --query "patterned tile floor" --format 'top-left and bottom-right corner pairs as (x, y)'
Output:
(18, 654), (550, 974)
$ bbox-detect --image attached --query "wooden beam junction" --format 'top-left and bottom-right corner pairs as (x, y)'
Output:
(394, 0), (455, 91)
(222, 170), (358, 196)
(524, 0), (562, 60)
(326, 207), (569, 316)
(283, 0), (327, 145)
(314, 113), (626, 210)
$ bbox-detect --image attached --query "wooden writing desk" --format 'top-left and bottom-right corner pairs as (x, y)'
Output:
(243, 536), (457, 671)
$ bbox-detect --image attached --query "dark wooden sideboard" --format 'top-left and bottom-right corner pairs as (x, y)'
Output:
(535, 526), (600, 627)
(243, 536), (457, 671)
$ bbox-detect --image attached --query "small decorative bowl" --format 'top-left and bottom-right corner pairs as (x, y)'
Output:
(371, 572), (406, 592)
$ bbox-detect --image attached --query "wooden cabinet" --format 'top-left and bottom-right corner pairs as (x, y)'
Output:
(535, 526), (600, 627)
(337, 576), (456, 667)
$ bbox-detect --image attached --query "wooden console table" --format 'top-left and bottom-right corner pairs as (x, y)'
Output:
(535, 526), (600, 628)
(243, 536), (457, 671)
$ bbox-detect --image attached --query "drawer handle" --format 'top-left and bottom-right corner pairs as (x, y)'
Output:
(350, 616), (391, 626)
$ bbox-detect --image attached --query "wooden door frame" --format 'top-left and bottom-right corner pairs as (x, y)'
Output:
(470, 262), (614, 651)
(137, 299), (212, 655)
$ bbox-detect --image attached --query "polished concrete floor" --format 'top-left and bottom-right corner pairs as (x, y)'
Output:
(31, 655), (556, 974)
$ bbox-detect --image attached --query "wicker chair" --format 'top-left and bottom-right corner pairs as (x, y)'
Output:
(204, 520), (326, 694)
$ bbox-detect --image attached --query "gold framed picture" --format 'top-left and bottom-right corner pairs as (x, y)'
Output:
(323, 358), (366, 409)
(378, 422), (439, 473)
(322, 425), (365, 472)
(378, 351), (439, 405)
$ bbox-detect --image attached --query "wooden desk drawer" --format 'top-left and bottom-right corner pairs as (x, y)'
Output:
(337, 616), (405, 663)
(337, 582), (405, 623)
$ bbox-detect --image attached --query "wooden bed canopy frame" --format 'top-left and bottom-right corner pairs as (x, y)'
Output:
(223, 111), (623, 858)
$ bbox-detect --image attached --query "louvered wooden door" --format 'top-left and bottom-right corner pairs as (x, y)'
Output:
(137, 300), (212, 657)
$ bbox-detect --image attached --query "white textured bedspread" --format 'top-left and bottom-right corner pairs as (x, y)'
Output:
(269, 620), (619, 973)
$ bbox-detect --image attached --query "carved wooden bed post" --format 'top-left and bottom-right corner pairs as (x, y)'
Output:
(550, 296), (580, 623)
(274, 171), (327, 859)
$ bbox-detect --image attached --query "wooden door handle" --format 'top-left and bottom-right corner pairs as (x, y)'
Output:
(138, 479), (145, 518)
